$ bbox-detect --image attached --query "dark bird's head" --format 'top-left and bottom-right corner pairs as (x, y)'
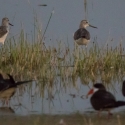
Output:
(93, 83), (106, 90)
(86, 83), (106, 98)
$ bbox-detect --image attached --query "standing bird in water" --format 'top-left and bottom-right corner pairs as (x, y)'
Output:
(0, 17), (13, 44)
(86, 83), (125, 117)
(74, 20), (97, 47)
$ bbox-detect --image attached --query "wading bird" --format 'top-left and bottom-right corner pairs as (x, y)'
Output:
(0, 17), (13, 44)
(74, 20), (97, 47)
(86, 83), (125, 117)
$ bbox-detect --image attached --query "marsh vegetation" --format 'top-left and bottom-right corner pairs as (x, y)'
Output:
(0, 31), (125, 86)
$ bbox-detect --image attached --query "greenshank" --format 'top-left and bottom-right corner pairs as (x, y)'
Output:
(74, 20), (97, 47)
(0, 17), (13, 44)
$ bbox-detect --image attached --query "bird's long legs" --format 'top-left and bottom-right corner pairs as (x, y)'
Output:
(98, 110), (102, 117)
(1, 99), (10, 107)
(108, 110), (113, 118)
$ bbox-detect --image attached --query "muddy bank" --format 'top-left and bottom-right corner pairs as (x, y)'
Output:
(0, 113), (125, 125)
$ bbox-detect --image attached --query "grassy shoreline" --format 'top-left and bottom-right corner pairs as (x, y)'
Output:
(0, 31), (125, 85)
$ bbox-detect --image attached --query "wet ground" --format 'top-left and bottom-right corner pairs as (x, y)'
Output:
(0, 113), (125, 125)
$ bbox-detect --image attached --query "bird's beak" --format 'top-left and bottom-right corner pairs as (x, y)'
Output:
(9, 23), (13, 26)
(86, 88), (94, 98)
(89, 24), (97, 28)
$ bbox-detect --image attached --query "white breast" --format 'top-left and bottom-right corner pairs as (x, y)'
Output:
(0, 32), (8, 44)
(75, 38), (90, 45)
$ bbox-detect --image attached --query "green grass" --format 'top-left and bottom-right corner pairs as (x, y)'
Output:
(0, 30), (125, 86)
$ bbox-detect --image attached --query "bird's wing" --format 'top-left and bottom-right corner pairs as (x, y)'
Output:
(0, 74), (14, 91)
(122, 81), (125, 96)
(0, 74), (4, 80)
(92, 90), (116, 109)
(0, 74), (16, 91)
(101, 91), (118, 108)
(0, 74), (32, 91)
(0, 26), (7, 37)
(7, 74), (32, 88)
(0, 81), (10, 91)
(16, 80), (33, 85)
(7, 74), (15, 85)
(74, 28), (90, 40)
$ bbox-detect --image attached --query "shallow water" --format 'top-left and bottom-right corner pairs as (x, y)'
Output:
(1, 1), (125, 124)
(0, 77), (125, 116)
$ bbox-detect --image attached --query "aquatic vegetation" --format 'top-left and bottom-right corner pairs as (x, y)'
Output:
(0, 31), (125, 86)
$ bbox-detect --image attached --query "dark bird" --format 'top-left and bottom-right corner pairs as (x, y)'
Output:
(74, 20), (97, 47)
(86, 83), (125, 117)
(0, 74), (33, 106)
(122, 80), (125, 96)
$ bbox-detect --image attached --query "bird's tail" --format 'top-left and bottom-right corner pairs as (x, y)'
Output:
(116, 101), (125, 107)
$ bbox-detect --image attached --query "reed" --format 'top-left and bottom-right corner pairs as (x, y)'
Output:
(0, 29), (125, 86)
